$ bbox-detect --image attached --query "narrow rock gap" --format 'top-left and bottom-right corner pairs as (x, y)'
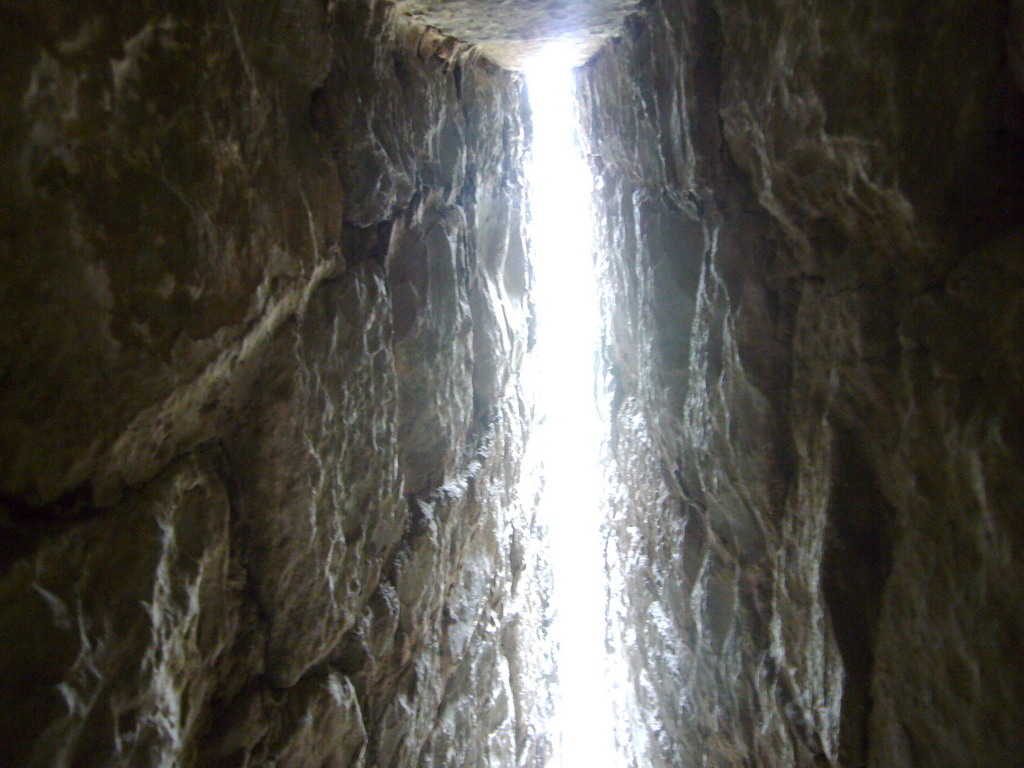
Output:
(1, 2), (1022, 766)
(521, 50), (620, 768)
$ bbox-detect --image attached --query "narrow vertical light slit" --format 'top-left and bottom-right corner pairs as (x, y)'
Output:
(523, 52), (616, 768)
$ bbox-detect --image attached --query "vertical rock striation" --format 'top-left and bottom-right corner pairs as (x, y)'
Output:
(581, 1), (1024, 766)
(0, 2), (551, 766)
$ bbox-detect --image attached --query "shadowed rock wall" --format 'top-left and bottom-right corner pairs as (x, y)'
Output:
(0, 2), (552, 766)
(581, 1), (1024, 766)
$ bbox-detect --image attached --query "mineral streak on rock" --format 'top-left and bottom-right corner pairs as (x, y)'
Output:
(580, 1), (1024, 766)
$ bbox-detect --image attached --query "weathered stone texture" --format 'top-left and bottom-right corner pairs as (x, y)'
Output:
(4, 0), (1023, 765)
(394, 0), (638, 66)
(0, 2), (550, 766)
(581, 1), (1024, 766)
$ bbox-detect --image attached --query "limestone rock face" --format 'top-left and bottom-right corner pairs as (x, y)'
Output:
(580, 1), (1024, 766)
(0, 2), (551, 766)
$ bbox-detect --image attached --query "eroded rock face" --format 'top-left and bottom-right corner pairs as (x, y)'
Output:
(0, 2), (551, 766)
(581, 1), (1024, 766)
(4, 0), (1023, 765)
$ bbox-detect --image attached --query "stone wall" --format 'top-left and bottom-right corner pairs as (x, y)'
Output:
(582, 1), (1024, 766)
(0, 2), (551, 766)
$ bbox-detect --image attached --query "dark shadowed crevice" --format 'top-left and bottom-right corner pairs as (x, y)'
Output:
(821, 426), (895, 767)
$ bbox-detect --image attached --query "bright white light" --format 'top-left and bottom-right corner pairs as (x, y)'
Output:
(523, 51), (617, 768)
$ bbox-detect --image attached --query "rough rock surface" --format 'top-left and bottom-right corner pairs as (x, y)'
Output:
(4, 0), (1024, 766)
(580, 1), (1024, 766)
(395, 0), (638, 67)
(0, 2), (552, 766)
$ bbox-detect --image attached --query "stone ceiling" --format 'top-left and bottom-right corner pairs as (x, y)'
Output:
(394, 0), (638, 66)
